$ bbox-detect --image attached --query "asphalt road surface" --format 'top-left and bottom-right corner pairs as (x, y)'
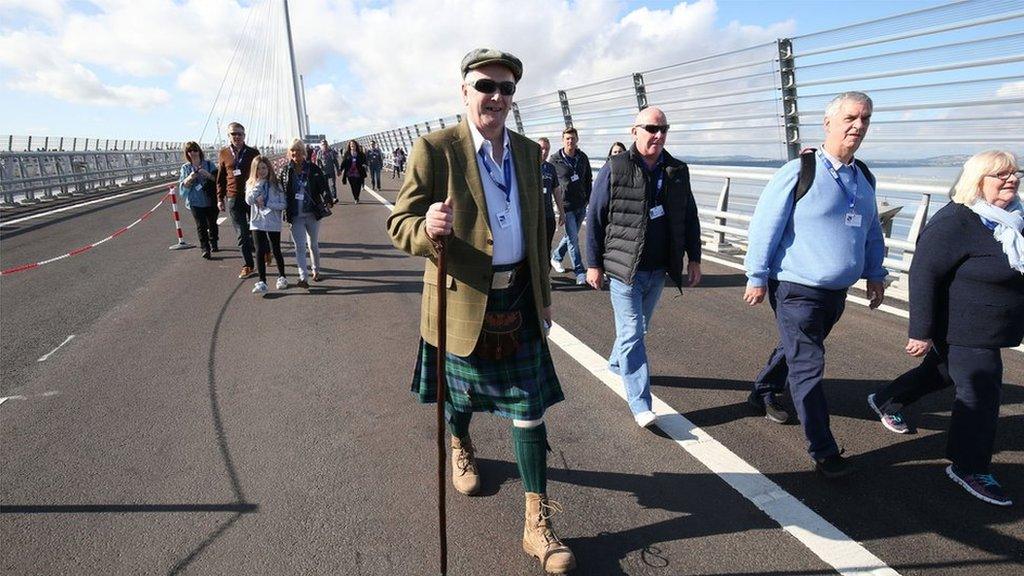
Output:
(2, 174), (1022, 575)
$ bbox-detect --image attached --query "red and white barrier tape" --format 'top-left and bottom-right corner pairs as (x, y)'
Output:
(0, 191), (171, 276)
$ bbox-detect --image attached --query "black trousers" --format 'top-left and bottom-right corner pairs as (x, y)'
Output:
(873, 341), (1003, 474)
(189, 206), (219, 251)
(545, 214), (556, 258)
(252, 230), (286, 282)
(346, 177), (364, 202)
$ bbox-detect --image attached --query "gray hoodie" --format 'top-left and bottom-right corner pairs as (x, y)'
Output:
(245, 180), (287, 232)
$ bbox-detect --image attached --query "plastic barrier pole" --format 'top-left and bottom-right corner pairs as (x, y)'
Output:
(167, 185), (192, 250)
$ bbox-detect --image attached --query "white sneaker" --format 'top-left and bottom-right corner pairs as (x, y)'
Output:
(252, 281), (268, 294)
(550, 258), (565, 273)
(575, 273), (587, 286)
(634, 411), (657, 428)
(275, 276), (288, 290)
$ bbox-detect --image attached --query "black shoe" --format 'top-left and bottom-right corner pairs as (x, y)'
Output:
(815, 452), (853, 479)
(211, 242), (219, 252)
(747, 389), (789, 424)
(201, 250), (212, 259)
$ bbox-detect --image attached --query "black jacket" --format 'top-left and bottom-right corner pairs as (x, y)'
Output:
(278, 161), (329, 223)
(340, 152), (368, 181)
(909, 202), (1024, 348)
(587, 146), (701, 290)
(548, 149), (592, 211)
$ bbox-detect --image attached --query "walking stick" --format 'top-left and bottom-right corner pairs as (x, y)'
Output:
(435, 234), (449, 576)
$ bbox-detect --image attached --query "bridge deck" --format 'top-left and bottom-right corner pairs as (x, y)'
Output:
(1, 176), (1022, 575)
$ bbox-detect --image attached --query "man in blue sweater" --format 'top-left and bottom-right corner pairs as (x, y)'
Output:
(743, 91), (887, 478)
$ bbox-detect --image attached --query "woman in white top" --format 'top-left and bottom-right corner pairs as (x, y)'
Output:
(245, 156), (289, 294)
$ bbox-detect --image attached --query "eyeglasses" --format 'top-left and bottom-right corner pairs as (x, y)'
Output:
(466, 78), (516, 96)
(634, 124), (670, 134)
(229, 132), (245, 137)
(985, 170), (1023, 182)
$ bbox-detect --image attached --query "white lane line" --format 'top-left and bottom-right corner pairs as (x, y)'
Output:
(546, 323), (900, 576)
(374, 182), (899, 573)
(702, 253), (1024, 355)
(37, 335), (75, 362)
(1, 182), (171, 227)
(364, 185), (395, 210)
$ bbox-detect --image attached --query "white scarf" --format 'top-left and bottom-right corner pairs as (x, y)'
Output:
(969, 197), (1024, 273)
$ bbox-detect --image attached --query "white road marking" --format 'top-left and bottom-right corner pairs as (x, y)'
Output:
(37, 335), (75, 362)
(216, 216), (228, 225)
(0, 391), (60, 405)
(372, 190), (899, 575)
(546, 323), (901, 576)
(363, 185), (395, 210)
(1, 183), (170, 227)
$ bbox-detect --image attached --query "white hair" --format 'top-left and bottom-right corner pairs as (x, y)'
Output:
(825, 92), (873, 118)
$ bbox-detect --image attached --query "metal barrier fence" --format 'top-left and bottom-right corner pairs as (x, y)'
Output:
(3, 135), (188, 153)
(353, 0), (1024, 301)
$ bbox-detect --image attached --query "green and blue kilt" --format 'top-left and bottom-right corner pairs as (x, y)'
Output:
(412, 264), (564, 422)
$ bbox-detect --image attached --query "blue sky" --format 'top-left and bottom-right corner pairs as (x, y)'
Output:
(0, 0), (943, 145)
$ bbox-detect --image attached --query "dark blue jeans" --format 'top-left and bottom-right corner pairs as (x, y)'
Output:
(874, 341), (1003, 473)
(753, 280), (847, 460)
(225, 196), (254, 268)
(550, 207), (586, 275)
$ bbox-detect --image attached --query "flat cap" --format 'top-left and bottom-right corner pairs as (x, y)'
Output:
(460, 48), (523, 82)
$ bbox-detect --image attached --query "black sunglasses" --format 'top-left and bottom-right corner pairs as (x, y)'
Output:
(467, 78), (516, 96)
(229, 132), (245, 136)
(635, 124), (670, 134)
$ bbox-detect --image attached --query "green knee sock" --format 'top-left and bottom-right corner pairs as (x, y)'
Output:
(447, 410), (472, 440)
(512, 424), (548, 494)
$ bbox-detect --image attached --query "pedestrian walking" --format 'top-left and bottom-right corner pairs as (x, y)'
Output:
(280, 139), (330, 289)
(386, 48), (575, 574)
(584, 107), (702, 428)
(538, 137), (565, 258)
(607, 141), (627, 158)
(392, 147), (406, 179)
(313, 139), (341, 205)
(245, 156), (289, 294)
(549, 127), (593, 285)
(216, 122), (260, 279)
(340, 140), (368, 204)
(178, 141), (219, 259)
(367, 141), (384, 190)
(868, 150), (1023, 505)
(743, 91), (888, 478)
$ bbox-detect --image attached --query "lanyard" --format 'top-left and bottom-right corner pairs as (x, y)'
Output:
(478, 148), (513, 206)
(560, 149), (579, 173)
(643, 157), (666, 204)
(817, 151), (858, 209)
(230, 146), (247, 171)
(294, 161), (309, 191)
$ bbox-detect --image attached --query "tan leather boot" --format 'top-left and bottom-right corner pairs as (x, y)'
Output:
(451, 436), (480, 495)
(523, 492), (576, 574)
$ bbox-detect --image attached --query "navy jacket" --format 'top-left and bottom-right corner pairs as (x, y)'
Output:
(909, 202), (1024, 348)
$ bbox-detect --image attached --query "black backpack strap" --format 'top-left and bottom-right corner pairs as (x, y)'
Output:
(794, 148), (817, 204)
(854, 158), (876, 190)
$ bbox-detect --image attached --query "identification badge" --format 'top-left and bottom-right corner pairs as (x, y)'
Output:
(844, 211), (862, 227)
(649, 205), (665, 219)
(570, 173), (580, 183)
(295, 193), (305, 201)
(496, 211), (511, 229)
(233, 169), (242, 176)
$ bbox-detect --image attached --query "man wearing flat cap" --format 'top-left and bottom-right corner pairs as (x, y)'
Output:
(388, 48), (576, 574)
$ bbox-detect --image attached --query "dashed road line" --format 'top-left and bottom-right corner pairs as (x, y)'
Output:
(37, 335), (75, 362)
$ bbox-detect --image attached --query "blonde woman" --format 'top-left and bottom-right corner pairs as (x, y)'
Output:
(245, 156), (288, 294)
(869, 150), (1023, 506)
(279, 139), (330, 288)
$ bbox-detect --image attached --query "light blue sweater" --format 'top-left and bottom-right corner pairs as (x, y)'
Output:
(745, 154), (887, 290)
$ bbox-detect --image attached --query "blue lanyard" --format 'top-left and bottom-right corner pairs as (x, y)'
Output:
(478, 148), (513, 205)
(231, 146), (246, 171)
(560, 149), (579, 174)
(294, 162), (309, 191)
(818, 151), (858, 209)
(643, 157), (665, 204)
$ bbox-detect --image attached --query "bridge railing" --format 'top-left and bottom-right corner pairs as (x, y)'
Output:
(354, 0), (1022, 303)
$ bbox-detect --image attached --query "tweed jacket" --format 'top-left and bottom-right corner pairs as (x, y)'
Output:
(387, 120), (550, 357)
